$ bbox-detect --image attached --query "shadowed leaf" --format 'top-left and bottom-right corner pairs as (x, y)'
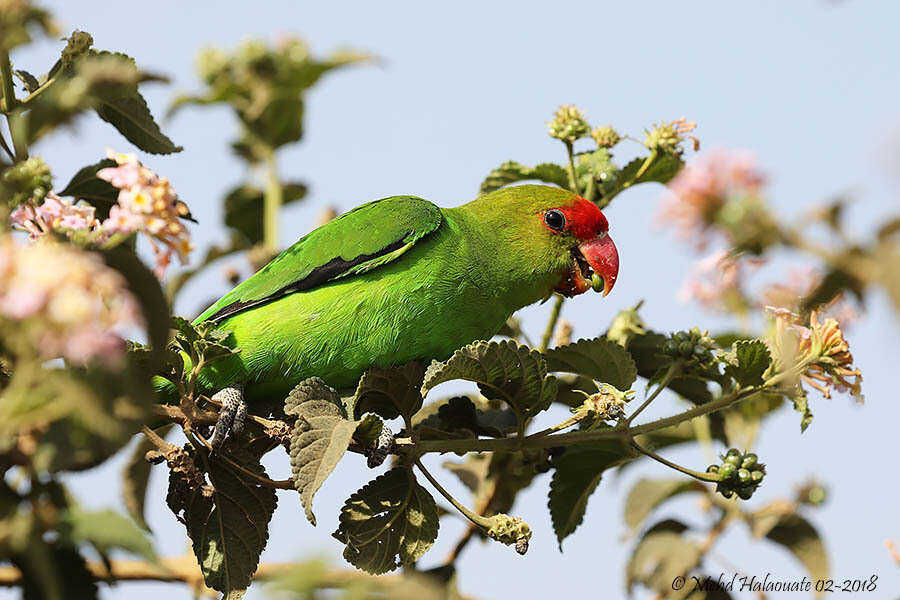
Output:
(422, 340), (556, 425)
(333, 468), (439, 574)
(57, 159), (118, 218)
(548, 441), (631, 545)
(352, 362), (426, 422)
(167, 445), (276, 594)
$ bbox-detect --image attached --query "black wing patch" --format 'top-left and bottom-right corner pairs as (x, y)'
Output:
(205, 234), (411, 323)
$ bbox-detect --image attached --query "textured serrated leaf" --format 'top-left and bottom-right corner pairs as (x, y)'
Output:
(285, 378), (356, 525)
(761, 514), (829, 583)
(544, 337), (638, 391)
(725, 339), (771, 386)
(548, 441), (631, 545)
(170, 447), (277, 594)
(57, 159), (119, 218)
(478, 160), (568, 194)
(352, 362), (425, 421)
(59, 508), (157, 562)
(422, 340), (556, 424)
(353, 413), (384, 448)
(333, 468), (439, 574)
(624, 478), (705, 532)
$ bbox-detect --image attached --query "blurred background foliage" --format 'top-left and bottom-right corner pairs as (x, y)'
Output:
(0, 1), (899, 599)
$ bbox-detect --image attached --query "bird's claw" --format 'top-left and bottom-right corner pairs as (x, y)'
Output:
(210, 384), (247, 452)
(364, 422), (395, 468)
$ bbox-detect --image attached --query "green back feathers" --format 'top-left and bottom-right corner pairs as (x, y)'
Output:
(196, 196), (443, 323)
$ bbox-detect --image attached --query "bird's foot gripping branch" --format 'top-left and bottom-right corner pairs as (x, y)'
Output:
(144, 302), (861, 590)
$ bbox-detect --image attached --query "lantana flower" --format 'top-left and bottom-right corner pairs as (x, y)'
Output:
(0, 237), (140, 366)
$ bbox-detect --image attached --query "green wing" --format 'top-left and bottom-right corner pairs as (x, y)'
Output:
(196, 196), (443, 323)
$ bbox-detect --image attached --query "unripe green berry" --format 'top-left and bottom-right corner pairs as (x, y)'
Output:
(741, 453), (758, 469)
(718, 463), (736, 479)
(590, 272), (604, 293)
(751, 470), (764, 483)
(663, 340), (678, 354)
(678, 341), (693, 356)
(736, 487), (753, 500)
(720, 488), (734, 499)
(737, 468), (752, 484)
(724, 449), (742, 465)
(706, 465), (719, 474)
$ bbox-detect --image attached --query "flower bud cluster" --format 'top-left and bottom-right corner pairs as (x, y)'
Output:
(547, 105), (591, 143)
(643, 117), (699, 156)
(486, 513), (532, 555)
(2, 156), (52, 208)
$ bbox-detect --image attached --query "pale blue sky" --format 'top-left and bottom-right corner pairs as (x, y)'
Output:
(7, 1), (900, 598)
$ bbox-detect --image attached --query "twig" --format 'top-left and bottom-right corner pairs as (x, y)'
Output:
(630, 440), (720, 483)
(627, 361), (682, 424)
(539, 294), (565, 352)
(414, 459), (491, 531)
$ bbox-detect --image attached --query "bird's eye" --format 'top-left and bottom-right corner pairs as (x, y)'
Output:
(543, 209), (567, 232)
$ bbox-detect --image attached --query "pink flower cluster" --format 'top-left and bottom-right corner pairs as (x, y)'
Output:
(10, 150), (193, 278)
(677, 249), (764, 312)
(657, 149), (765, 248)
(10, 193), (99, 239)
(0, 238), (140, 366)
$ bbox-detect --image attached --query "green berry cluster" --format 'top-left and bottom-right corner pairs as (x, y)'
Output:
(707, 448), (766, 500)
(662, 327), (717, 367)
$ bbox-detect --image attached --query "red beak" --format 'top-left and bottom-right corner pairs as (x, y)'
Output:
(578, 232), (619, 297)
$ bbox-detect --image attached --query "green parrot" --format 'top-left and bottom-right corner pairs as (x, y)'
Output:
(166, 184), (619, 446)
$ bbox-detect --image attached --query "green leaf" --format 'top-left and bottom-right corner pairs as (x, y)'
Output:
(544, 337), (638, 391)
(167, 445), (277, 594)
(122, 424), (172, 530)
(624, 478), (705, 532)
(724, 339), (771, 387)
(0, 363), (152, 472)
(603, 153), (683, 202)
(626, 522), (702, 594)
(95, 91), (182, 154)
(285, 378), (358, 526)
(84, 51), (181, 154)
(759, 514), (829, 583)
(333, 467), (439, 574)
(421, 340), (557, 425)
(59, 507), (157, 562)
(353, 413), (384, 448)
(223, 182), (308, 244)
(548, 441), (632, 545)
(57, 159), (119, 218)
(478, 161), (569, 195)
(352, 362), (426, 422)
